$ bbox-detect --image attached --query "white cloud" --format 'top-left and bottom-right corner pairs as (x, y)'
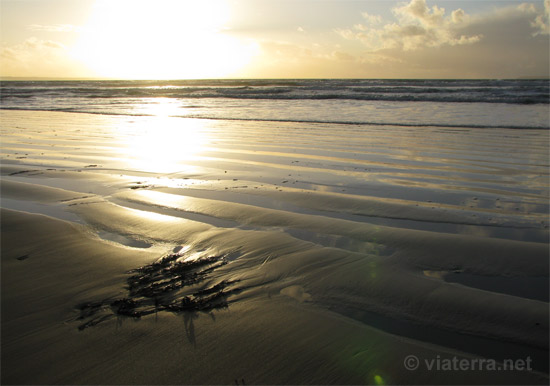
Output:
(22, 37), (66, 49)
(451, 9), (465, 24)
(393, 0), (446, 27)
(530, 0), (550, 35)
(331, 0), (549, 78)
(330, 51), (355, 61)
(0, 37), (84, 77)
(334, 28), (357, 40)
(361, 12), (382, 25)
(28, 24), (77, 33)
(336, 0), (482, 51)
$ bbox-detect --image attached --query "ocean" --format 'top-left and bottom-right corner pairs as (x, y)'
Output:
(1, 79), (549, 129)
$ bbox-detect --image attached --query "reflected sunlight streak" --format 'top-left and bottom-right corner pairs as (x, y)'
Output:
(126, 206), (179, 222)
(120, 102), (209, 173)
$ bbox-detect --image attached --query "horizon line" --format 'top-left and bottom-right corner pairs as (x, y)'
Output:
(1, 76), (550, 81)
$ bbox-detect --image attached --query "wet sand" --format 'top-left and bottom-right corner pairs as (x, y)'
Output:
(1, 110), (548, 384)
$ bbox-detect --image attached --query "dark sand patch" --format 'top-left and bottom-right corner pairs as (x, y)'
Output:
(3, 209), (547, 385)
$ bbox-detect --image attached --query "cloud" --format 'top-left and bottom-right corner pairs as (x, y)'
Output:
(330, 51), (355, 61)
(28, 24), (77, 33)
(22, 37), (66, 49)
(529, 0), (550, 35)
(480, 1), (549, 36)
(361, 12), (382, 25)
(336, 0), (482, 51)
(0, 37), (85, 77)
(393, 0), (446, 27)
(332, 0), (549, 78)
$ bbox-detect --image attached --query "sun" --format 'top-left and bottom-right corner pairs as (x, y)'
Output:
(72, 0), (257, 79)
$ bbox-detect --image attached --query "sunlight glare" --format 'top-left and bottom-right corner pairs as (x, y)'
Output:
(120, 110), (209, 173)
(126, 206), (179, 222)
(72, 0), (257, 79)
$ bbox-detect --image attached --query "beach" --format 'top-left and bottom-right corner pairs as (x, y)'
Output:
(1, 91), (549, 384)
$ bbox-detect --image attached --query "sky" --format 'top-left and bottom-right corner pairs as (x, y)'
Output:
(0, 0), (549, 79)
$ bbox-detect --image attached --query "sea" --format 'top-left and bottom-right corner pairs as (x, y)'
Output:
(1, 79), (549, 129)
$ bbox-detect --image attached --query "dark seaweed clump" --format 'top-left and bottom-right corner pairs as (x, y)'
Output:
(76, 251), (241, 330)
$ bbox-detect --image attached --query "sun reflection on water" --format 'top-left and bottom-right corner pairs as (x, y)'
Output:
(125, 206), (179, 223)
(119, 101), (209, 173)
